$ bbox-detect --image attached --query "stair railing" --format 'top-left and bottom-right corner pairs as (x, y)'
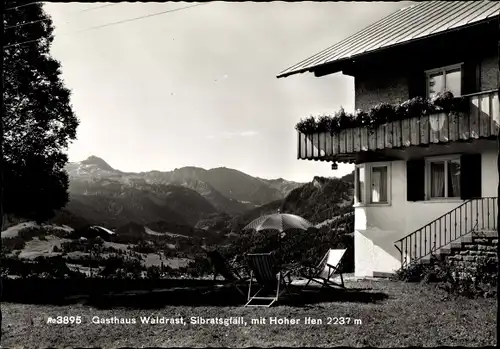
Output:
(394, 197), (497, 268)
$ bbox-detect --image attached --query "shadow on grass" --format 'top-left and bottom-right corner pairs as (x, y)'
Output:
(290, 287), (389, 305)
(93, 286), (389, 309)
(2, 278), (388, 309)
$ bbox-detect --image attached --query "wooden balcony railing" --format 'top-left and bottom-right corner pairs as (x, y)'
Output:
(297, 90), (500, 162)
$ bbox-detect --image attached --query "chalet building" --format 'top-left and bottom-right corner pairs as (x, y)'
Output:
(278, 1), (499, 277)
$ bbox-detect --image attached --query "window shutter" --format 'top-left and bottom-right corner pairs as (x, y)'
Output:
(461, 61), (479, 95)
(460, 154), (482, 200)
(407, 160), (425, 201)
(355, 167), (362, 203)
(408, 72), (426, 99)
(355, 175), (360, 203)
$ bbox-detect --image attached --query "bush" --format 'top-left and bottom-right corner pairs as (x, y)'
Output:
(219, 223), (354, 276)
(437, 257), (498, 299)
(18, 226), (49, 241)
(145, 265), (162, 279)
(2, 255), (85, 279)
(96, 255), (145, 279)
(2, 236), (26, 251)
(394, 255), (498, 299)
(131, 242), (156, 254)
(393, 259), (435, 283)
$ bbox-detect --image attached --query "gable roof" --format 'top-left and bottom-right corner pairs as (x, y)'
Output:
(277, 1), (499, 79)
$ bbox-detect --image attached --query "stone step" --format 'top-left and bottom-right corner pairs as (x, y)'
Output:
(472, 230), (498, 239)
(460, 235), (473, 244)
(432, 230), (497, 251)
(435, 243), (452, 255)
(407, 229), (498, 265)
(437, 248), (451, 255)
(372, 271), (394, 278)
(420, 256), (432, 264)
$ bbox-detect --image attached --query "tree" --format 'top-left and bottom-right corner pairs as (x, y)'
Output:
(3, 1), (79, 223)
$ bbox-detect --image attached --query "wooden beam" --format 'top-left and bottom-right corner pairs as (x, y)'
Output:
(313, 62), (345, 77)
(341, 62), (357, 76)
(356, 151), (399, 164)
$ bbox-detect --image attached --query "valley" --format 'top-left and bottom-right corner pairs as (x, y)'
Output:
(1, 156), (355, 280)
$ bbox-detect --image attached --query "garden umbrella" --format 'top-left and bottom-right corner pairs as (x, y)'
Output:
(242, 211), (314, 260)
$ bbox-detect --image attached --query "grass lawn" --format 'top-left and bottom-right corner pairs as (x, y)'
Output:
(1, 279), (497, 348)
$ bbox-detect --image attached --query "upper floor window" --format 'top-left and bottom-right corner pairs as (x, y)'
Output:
(426, 64), (462, 98)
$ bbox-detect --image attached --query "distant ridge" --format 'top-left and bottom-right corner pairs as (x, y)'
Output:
(63, 156), (306, 228)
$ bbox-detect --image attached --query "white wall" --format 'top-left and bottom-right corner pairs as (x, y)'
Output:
(482, 150), (498, 197)
(354, 148), (498, 277)
(354, 231), (374, 277)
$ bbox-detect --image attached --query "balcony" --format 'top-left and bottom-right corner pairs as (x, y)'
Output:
(297, 90), (499, 163)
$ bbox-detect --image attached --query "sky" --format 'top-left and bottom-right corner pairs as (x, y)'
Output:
(44, 1), (413, 183)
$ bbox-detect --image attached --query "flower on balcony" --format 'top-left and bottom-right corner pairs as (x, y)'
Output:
(397, 96), (436, 119)
(317, 114), (334, 134)
(295, 115), (318, 134)
(335, 107), (356, 131)
(432, 91), (469, 114)
(354, 109), (371, 126)
(432, 91), (456, 110)
(368, 102), (398, 125)
(295, 91), (468, 135)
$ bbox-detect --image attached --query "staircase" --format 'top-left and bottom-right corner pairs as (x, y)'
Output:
(394, 197), (498, 269)
(421, 229), (498, 265)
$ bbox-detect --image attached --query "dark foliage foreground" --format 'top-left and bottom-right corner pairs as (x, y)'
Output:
(393, 254), (498, 299)
(4, 1), (79, 223)
(220, 225), (354, 276)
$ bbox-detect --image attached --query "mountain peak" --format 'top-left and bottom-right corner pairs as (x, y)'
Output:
(312, 176), (330, 188)
(81, 156), (115, 171)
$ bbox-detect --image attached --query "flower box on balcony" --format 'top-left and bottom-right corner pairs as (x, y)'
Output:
(298, 90), (499, 162)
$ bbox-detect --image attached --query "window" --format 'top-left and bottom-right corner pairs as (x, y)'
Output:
(426, 156), (461, 199)
(371, 166), (388, 203)
(355, 163), (390, 205)
(426, 64), (462, 98)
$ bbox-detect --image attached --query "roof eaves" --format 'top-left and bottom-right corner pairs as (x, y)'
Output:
(276, 57), (351, 79)
(276, 15), (498, 79)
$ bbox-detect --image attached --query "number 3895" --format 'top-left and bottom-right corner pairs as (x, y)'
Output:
(55, 316), (82, 324)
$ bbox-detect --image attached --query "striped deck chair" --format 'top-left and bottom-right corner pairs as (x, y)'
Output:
(206, 250), (248, 296)
(301, 249), (347, 290)
(245, 252), (292, 307)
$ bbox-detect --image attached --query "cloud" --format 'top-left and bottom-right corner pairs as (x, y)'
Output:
(207, 130), (259, 139)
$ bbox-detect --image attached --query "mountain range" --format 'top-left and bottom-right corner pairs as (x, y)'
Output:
(197, 173), (355, 234)
(63, 156), (306, 229)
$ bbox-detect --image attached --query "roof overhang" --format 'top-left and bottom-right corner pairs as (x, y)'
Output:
(276, 1), (499, 79)
(276, 59), (350, 79)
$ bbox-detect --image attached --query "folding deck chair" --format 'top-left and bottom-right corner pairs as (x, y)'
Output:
(300, 248), (347, 290)
(206, 250), (248, 296)
(245, 252), (293, 307)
